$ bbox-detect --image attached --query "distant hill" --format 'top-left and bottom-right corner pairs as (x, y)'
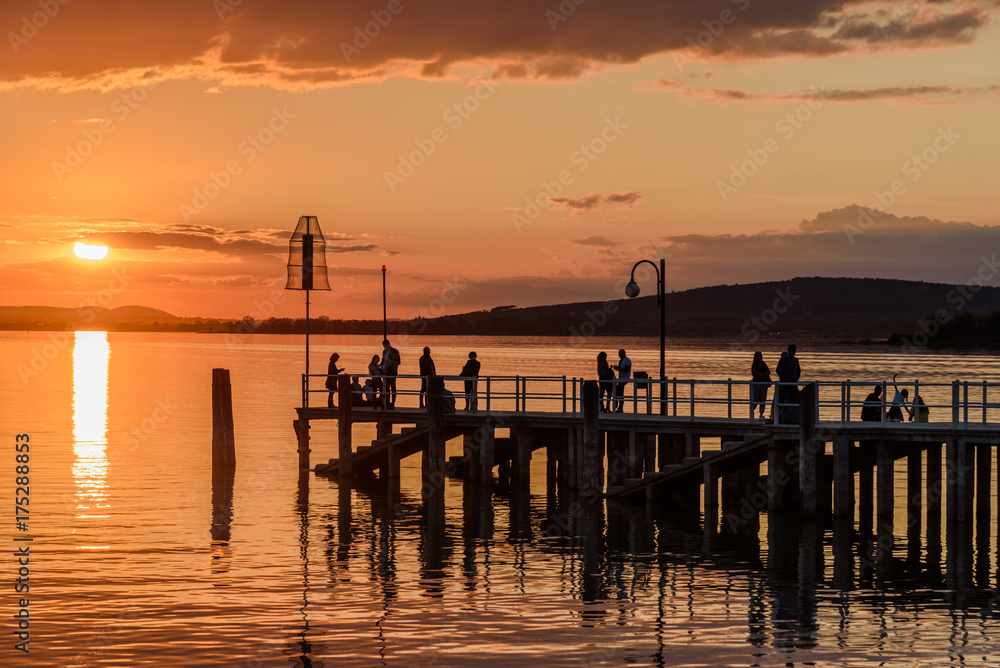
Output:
(414, 277), (1000, 339)
(3, 277), (999, 340)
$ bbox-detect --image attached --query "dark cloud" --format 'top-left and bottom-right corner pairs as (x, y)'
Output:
(656, 206), (1000, 290)
(649, 79), (1000, 102)
(328, 244), (380, 253)
(1, 1), (992, 90)
(55, 225), (286, 256)
(548, 191), (643, 211)
(833, 7), (987, 44)
(568, 235), (619, 248)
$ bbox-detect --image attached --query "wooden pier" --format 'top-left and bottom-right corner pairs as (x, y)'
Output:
(297, 375), (1000, 543)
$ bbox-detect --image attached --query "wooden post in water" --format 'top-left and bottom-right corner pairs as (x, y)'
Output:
(425, 376), (446, 484)
(926, 443), (942, 529)
(337, 375), (352, 477)
(907, 449), (922, 535)
(212, 368), (236, 468)
(876, 440), (894, 524)
(512, 428), (532, 487)
(581, 380), (602, 496)
(832, 435), (852, 518)
(798, 383), (818, 518)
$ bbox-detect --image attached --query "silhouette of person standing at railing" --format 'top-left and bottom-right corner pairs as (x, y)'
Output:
(368, 354), (382, 405)
(597, 351), (614, 413)
(611, 348), (632, 413)
(419, 347), (436, 409)
(460, 352), (480, 412)
(861, 385), (883, 422)
(325, 352), (344, 408)
(887, 374), (911, 422)
(380, 339), (401, 409)
(750, 351), (771, 420)
(775, 344), (800, 423)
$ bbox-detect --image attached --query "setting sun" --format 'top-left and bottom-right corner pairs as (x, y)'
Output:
(73, 242), (109, 260)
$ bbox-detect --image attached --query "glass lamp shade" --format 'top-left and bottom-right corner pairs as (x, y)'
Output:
(285, 215), (331, 291)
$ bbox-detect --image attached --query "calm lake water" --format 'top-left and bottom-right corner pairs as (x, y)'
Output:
(3, 331), (1000, 667)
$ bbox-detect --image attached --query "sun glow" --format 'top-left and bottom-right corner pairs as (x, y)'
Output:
(74, 242), (109, 260)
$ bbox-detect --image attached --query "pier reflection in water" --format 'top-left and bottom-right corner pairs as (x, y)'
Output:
(307, 469), (1000, 666)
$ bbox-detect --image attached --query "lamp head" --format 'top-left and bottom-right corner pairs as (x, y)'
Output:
(624, 280), (640, 298)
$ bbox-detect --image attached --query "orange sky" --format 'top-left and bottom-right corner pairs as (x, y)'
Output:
(0, 0), (998, 319)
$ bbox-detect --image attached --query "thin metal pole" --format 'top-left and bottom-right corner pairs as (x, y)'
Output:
(305, 289), (310, 405)
(659, 257), (665, 415)
(381, 264), (387, 340)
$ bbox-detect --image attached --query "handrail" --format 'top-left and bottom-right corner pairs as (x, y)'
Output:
(299, 373), (1000, 425)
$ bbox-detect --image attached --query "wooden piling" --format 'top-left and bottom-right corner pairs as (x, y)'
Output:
(425, 376), (446, 485)
(832, 435), (852, 518)
(876, 440), (894, 523)
(211, 368), (236, 468)
(337, 375), (352, 477)
(581, 380), (602, 496)
(798, 383), (818, 518)
(925, 442), (942, 531)
(512, 428), (532, 487)
(976, 443), (990, 527)
(907, 449), (922, 534)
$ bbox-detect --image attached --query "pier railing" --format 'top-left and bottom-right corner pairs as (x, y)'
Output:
(303, 373), (1000, 425)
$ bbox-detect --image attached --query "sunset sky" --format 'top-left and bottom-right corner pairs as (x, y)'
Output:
(1, 0), (998, 319)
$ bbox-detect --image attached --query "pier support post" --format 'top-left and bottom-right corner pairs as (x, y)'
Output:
(582, 380), (603, 496)
(876, 439), (893, 524)
(768, 438), (798, 513)
(212, 368), (236, 468)
(798, 383), (818, 518)
(512, 429), (532, 487)
(976, 443), (990, 526)
(926, 442), (942, 531)
(907, 448), (922, 538)
(293, 419), (309, 471)
(685, 433), (701, 459)
(832, 435), (853, 519)
(658, 433), (684, 470)
(703, 462), (719, 534)
(425, 376), (446, 488)
(337, 375), (353, 477)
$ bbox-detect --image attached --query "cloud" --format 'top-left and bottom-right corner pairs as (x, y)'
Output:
(1, 1), (994, 91)
(654, 205), (1000, 290)
(645, 79), (1000, 103)
(547, 191), (643, 212)
(833, 6), (987, 44)
(568, 235), (619, 248)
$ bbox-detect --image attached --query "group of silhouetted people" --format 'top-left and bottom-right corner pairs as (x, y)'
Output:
(324, 343), (481, 411)
(861, 374), (928, 423)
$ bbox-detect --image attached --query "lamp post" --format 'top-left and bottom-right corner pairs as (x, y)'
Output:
(381, 264), (387, 341)
(285, 215), (331, 407)
(624, 258), (665, 414)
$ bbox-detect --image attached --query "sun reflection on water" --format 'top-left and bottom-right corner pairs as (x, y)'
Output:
(72, 331), (111, 524)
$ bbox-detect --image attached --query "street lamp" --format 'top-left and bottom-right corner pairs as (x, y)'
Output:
(624, 258), (665, 414)
(285, 215), (331, 406)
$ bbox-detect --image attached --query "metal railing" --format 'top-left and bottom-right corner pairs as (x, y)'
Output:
(302, 373), (1000, 425)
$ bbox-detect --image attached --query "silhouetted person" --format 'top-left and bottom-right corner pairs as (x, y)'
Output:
(860, 385), (883, 422)
(362, 378), (376, 406)
(775, 344), (800, 423)
(349, 375), (365, 407)
(597, 351), (614, 413)
(380, 339), (401, 408)
(887, 373), (911, 422)
(611, 348), (631, 413)
(419, 346), (436, 408)
(459, 352), (481, 411)
(368, 354), (382, 406)
(325, 352), (344, 408)
(750, 351), (771, 420)
(913, 394), (929, 422)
